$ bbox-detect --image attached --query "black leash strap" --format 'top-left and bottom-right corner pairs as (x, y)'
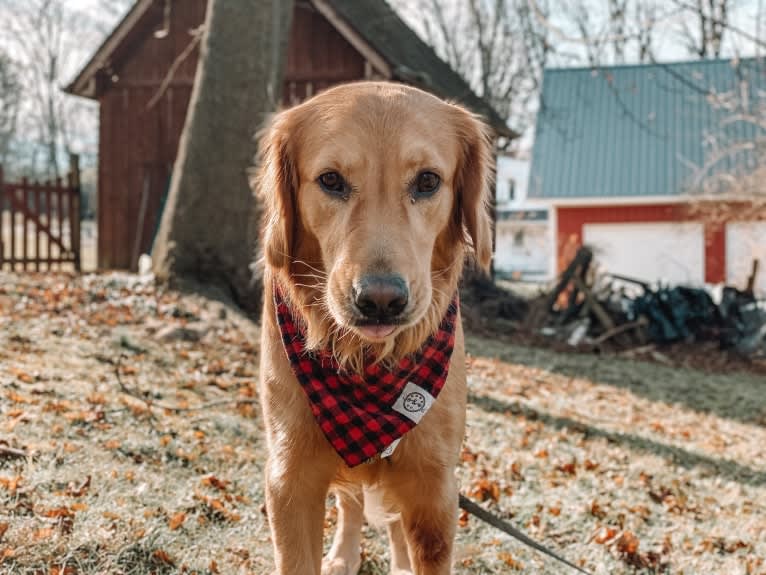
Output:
(459, 494), (593, 575)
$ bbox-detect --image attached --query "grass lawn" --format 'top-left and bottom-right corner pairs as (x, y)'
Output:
(1, 272), (764, 574)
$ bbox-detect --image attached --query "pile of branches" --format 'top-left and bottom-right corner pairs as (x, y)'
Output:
(536, 247), (766, 359)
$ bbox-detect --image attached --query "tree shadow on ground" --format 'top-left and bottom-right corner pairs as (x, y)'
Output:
(466, 335), (766, 426)
(468, 392), (766, 487)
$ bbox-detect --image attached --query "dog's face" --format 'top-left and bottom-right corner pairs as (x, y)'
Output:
(257, 83), (492, 363)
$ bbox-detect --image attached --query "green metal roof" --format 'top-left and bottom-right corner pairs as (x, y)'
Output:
(528, 58), (766, 200)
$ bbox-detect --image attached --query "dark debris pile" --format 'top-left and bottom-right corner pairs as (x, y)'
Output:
(537, 247), (766, 360)
(459, 271), (529, 333)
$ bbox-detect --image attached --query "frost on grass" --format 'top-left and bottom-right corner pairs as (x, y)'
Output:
(1, 273), (765, 574)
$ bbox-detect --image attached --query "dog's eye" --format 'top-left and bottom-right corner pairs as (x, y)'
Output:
(318, 171), (348, 197)
(412, 171), (441, 199)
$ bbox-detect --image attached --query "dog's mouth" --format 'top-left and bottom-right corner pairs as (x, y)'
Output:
(351, 316), (409, 341)
(355, 324), (398, 340)
(331, 306), (416, 342)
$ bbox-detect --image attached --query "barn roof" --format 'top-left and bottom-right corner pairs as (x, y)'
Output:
(528, 57), (766, 201)
(319, 0), (512, 136)
(66, 0), (514, 138)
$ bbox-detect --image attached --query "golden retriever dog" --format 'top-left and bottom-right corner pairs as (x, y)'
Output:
(255, 81), (492, 575)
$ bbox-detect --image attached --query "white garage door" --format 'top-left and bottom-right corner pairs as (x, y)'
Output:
(727, 222), (766, 295)
(583, 222), (705, 285)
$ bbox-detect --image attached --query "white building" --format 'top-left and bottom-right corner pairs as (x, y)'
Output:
(494, 153), (551, 280)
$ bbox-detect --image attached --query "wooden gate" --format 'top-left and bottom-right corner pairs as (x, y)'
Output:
(0, 159), (81, 272)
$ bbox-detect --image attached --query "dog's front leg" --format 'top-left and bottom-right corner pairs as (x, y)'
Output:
(265, 454), (335, 574)
(387, 518), (413, 575)
(387, 470), (458, 575)
(322, 487), (364, 574)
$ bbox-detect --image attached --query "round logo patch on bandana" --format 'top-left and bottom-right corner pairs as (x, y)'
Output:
(403, 392), (426, 413)
(392, 381), (436, 423)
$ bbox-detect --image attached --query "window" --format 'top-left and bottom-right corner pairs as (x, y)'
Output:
(508, 179), (516, 202)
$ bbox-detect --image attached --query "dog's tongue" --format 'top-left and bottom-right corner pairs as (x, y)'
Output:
(358, 325), (396, 339)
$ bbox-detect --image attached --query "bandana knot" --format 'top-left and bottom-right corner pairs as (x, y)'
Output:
(275, 286), (458, 467)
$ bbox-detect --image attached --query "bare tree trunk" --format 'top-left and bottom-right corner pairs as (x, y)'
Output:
(674, 0), (730, 58)
(635, 1), (657, 62)
(569, 1), (605, 67)
(608, 0), (628, 63)
(152, 0), (294, 312)
(0, 54), (21, 168)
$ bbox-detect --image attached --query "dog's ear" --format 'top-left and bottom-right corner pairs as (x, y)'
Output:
(253, 112), (298, 269)
(453, 108), (494, 273)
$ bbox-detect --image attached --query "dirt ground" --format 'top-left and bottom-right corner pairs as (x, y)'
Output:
(1, 272), (764, 574)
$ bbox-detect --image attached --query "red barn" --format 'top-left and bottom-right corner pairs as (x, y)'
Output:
(67, 0), (512, 270)
(528, 58), (766, 293)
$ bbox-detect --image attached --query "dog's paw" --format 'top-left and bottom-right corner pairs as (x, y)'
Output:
(321, 557), (361, 575)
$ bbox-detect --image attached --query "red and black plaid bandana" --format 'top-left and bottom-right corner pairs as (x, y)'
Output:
(275, 286), (458, 468)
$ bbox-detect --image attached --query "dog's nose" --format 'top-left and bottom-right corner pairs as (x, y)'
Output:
(353, 275), (409, 320)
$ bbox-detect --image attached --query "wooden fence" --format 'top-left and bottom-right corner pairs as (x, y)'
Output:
(0, 158), (81, 272)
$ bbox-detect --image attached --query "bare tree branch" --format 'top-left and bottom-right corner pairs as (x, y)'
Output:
(147, 25), (205, 110)
(0, 52), (21, 167)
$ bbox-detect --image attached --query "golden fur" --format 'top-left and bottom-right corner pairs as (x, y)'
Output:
(255, 82), (493, 575)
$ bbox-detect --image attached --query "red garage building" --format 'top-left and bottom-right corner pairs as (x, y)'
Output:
(528, 58), (766, 293)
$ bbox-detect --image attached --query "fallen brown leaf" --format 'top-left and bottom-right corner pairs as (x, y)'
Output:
(169, 512), (186, 531)
(33, 527), (55, 540)
(0, 476), (21, 493)
(616, 531), (640, 555)
(152, 549), (175, 566)
(594, 527), (618, 544)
